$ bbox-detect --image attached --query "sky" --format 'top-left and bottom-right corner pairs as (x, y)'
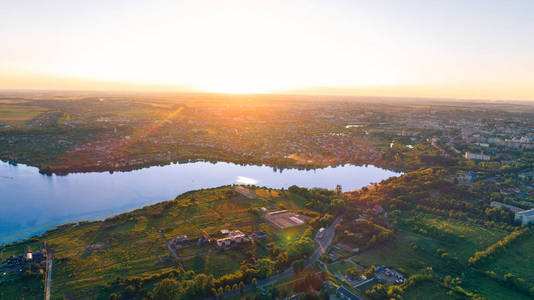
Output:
(1, 0), (533, 100)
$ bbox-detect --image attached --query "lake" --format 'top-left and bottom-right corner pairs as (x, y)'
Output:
(0, 160), (400, 244)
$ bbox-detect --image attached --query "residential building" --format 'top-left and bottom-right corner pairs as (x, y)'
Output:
(465, 152), (490, 161)
(216, 230), (248, 248)
(515, 209), (534, 225)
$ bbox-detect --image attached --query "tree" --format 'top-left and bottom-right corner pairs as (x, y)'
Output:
(123, 285), (136, 298)
(153, 278), (183, 300)
(252, 278), (258, 290)
(366, 284), (387, 299)
(256, 258), (275, 278)
(292, 259), (305, 274)
(330, 198), (346, 215)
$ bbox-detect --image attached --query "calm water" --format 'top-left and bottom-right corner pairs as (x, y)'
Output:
(0, 161), (400, 244)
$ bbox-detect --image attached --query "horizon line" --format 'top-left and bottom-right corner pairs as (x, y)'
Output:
(1, 87), (533, 104)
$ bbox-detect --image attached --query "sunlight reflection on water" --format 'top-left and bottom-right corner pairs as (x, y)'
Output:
(235, 176), (259, 185)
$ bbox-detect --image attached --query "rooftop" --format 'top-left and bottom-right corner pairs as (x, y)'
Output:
(517, 209), (534, 217)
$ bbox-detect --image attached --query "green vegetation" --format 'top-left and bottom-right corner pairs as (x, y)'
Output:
(2, 95), (534, 299)
(2, 169), (533, 299)
(0, 104), (48, 122)
(404, 213), (508, 261)
(482, 233), (534, 286)
(468, 227), (531, 267)
(401, 280), (450, 300)
(0, 275), (43, 300)
(1, 186), (324, 299)
(327, 260), (356, 275)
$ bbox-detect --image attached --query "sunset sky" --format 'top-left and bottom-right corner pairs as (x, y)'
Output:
(1, 0), (533, 100)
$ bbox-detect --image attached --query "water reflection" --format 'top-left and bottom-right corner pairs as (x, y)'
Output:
(0, 160), (400, 244)
(236, 176), (259, 185)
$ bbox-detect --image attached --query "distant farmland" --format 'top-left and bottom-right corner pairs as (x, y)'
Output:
(0, 104), (47, 121)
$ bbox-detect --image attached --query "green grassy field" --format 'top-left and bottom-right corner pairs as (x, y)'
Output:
(351, 230), (440, 275)
(461, 271), (532, 300)
(351, 213), (525, 300)
(412, 214), (507, 262)
(482, 233), (534, 286)
(401, 280), (450, 300)
(327, 259), (358, 275)
(181, 250), (245, 277)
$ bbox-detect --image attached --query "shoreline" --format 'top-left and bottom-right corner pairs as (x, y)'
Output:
(3, 156), (407, 176)
(0, 162), (404, 246)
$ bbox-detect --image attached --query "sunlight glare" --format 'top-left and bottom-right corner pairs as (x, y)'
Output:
(236, 176), (259, 185)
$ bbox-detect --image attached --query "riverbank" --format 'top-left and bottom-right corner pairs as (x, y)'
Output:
(30, 153), (406, 176)
(0, 161), (401, 244)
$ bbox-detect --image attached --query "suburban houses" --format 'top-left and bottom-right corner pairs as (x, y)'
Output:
(215, 230), (249, 249)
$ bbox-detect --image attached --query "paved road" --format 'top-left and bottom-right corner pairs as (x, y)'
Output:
(218, 217), (342, 299)
(430, 141), (453, 158)
(157, 229), (179, 259)
(45, 253), (53, 300)
(308, 217), (341, 267)
(262, 216), (341, 287)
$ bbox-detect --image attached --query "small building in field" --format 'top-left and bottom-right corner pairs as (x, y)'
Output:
(457, 173), (478, 184)
(216, 230), (248, 248)
(251, 231), (266, 240)
(169, 235), (188, 248)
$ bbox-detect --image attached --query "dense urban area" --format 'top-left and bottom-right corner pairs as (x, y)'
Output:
(1, 91), (534, 300)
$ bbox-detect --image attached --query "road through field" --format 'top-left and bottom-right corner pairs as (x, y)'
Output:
(45, 253), (53, 300)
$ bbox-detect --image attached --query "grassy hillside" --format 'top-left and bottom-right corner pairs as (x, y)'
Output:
(1, 186), (316, 299)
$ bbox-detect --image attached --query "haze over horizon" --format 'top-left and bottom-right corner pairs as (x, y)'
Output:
(2, 0), (534, 101)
